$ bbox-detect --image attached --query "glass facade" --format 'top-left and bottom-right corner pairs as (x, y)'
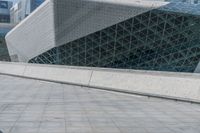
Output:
(0, 24), (13, 61)
(0, 14), (10, 23)
(0, 1), (8, 9)
(0, 1), (11, 23)
(0, 35), (10, 61)
(29, 5), (200, 73)
(30, 0), (44, 12)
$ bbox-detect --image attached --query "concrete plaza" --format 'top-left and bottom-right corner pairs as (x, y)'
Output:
(0, 74), (199, 133)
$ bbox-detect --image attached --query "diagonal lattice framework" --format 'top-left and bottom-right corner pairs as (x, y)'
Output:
(29, 9), (200, 73)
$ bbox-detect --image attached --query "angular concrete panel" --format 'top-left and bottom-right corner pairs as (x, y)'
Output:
(6, 0), (55, 62)
(6, 0), (168, 62)
(54, 0), (168, 46)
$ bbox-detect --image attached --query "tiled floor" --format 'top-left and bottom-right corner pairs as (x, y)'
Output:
(0, 75), (199, 133)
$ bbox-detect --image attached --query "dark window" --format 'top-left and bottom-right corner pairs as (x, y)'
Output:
(0, 15), (10, 23)
(0, 1), (8, 9)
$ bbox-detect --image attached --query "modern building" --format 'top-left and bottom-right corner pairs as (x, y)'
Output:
(0, 0), (13, 61)
(10, 0), (44, 24)
(0, 0), (12, 23)
(5, 0), (200, 73)
(0, 23), (14, 61)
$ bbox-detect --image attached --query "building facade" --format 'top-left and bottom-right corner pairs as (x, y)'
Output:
(0, 0), (13, 61)
(0, 23), (14, 61)
(0, 0), (12, 23)
(10, 0), (44, 24)
(5, 0), (200, 73)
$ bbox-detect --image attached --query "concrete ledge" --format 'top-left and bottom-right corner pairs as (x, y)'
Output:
(0, 63), (26, 75)
(23, 65), (92, 85)
(90, 71), (200, 103)
(0, 61), (200, 103)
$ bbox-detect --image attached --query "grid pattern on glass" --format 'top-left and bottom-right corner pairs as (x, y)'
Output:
(29, 9), (200, 73)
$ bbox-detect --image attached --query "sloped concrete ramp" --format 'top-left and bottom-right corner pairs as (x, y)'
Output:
(0, 62), (200, 103)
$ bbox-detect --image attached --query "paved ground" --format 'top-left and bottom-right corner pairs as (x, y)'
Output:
(0, 75), (199, 133)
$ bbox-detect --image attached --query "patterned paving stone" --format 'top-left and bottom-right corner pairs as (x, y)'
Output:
(0, 75), (199, 133)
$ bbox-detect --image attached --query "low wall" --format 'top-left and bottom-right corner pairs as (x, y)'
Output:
(0, 62), (200, 103)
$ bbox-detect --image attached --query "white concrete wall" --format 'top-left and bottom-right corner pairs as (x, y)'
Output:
(0, 62), (200, 103)
(6, 0), (168, 62)
(5, 0), (55, 62)
(54, 0), (169, 47)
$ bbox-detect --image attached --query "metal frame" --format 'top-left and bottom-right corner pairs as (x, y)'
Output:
(29, 8), (200, 73)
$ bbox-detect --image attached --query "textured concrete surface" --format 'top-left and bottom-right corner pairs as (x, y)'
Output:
(1, 62), (200, 103)
(0, 75), (200, 133)
(6, 0), (55, 62)
(90, 70), (200, 102)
